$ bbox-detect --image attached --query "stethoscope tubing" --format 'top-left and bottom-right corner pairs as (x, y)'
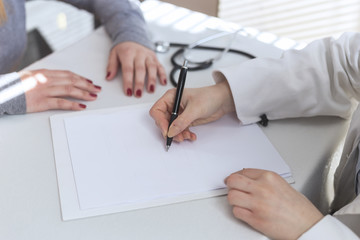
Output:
(168, 43), (256, 87)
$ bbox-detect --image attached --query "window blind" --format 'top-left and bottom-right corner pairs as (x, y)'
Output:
(218, 0), (360, 43)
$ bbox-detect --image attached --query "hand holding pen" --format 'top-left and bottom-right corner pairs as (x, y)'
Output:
(149, 69), (236, 149)
(166, 60), (189, 151)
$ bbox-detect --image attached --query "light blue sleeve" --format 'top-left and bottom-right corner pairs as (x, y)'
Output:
(0, 72), (26, 116)
(60, 0), (153, 50)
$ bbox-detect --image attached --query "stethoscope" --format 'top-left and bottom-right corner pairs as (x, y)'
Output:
(154, 30), (257, 87)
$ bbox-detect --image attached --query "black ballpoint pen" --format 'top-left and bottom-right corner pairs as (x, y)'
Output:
(166, 60), (188, 151)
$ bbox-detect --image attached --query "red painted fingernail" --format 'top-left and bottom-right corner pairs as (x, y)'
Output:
(90, 93), (97, 97)
(79, 104), (87, 109)
(127, 88), (132, 96)
(150, 85), (155, 93)
(86, 79), (93, 84)
(136, 89), (142, 97)
(164, 79), (167, 85)
(95, 85), (102, 90)
(106, 72), (111, 79)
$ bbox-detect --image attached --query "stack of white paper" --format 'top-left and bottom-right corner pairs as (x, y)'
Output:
(50, 104), (292, 220)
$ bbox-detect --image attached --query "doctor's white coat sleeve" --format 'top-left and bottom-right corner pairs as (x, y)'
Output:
(213, 32), (360, 125)
(298, 215), (359, 239)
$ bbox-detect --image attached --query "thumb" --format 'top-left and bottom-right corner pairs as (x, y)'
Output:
(167, 106), (198, 138)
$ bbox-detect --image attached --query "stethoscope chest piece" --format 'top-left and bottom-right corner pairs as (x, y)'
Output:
(155, 41), (171, 53)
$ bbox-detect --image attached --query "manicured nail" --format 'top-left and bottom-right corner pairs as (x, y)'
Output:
(95, 85), (102, 90)
(86, 79), (93, 84)
(106, 72), (111, 79)
(136, 89), (142, 97)
(79, 104), (87, 109)
(127, 88), (132, 96)
(90, 93), (97, 97)
(150, 84), (155, 93)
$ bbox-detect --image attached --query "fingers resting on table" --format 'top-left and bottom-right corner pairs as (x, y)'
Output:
(20, 69), (102, 113)
(106, 41), (167, 98)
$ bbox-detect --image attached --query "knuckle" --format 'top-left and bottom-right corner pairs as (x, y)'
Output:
(71, 102), (80, 110)
(226, 173), (238, 183)
(69, 74), (77, 84)
(227, 190), (236, 203)
(256, 184), (271, 199)
(122, 48), (132, 55)
(147, 75), (156, 83)
(149, 107), (157, 118)
(122, 65), (134, 74)
(251, 200), (264, 214)
(149, 107), (154, 116)
(173, 118), (186, 130)
(225, 175), (236, 187)
(56, 98), (67, 109)
(64, 85), (74, 95)
(242, 178), (252, 188)
(136, 65), (146, 73)
(82, 90), (88, 98)
(165, 89), (174, 95)
(159, 65), (166, 73)
(227, 174), (246, 187)
(147, 61), (157, 69)
(135, 82), (144, 90)
(64, 70), (72, 76)
(263, 171), (279, 182)
(119, 50), (133, 60)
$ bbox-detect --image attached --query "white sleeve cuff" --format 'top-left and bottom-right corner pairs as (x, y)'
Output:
(298, 215), (359, 240)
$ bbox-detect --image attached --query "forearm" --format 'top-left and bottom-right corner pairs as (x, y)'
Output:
(60, 0), (153, 49)
(0, 72), (26, 116)
(213, 33), (360, 124)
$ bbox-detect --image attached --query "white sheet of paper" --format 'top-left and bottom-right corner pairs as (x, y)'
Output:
(51, 104), (292, 220)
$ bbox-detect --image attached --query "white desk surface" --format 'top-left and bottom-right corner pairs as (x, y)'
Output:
(0, 1), (349, 239)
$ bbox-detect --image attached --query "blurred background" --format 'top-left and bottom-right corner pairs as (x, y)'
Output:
(22, 0), (360, 69)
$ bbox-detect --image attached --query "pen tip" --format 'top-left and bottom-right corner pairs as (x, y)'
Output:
(166, 145), (170, 152)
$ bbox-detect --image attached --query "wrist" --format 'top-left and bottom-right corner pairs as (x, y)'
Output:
(216, 80), (235, 114)
(297, 211), (324, 238)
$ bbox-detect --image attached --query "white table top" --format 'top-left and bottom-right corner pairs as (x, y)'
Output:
(0, 1), (349, 239)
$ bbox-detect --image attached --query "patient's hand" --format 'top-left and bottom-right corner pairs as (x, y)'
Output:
(20, 69), (101, 113)
(106, 41), (167, 97)
(225, 168), (323, 240)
